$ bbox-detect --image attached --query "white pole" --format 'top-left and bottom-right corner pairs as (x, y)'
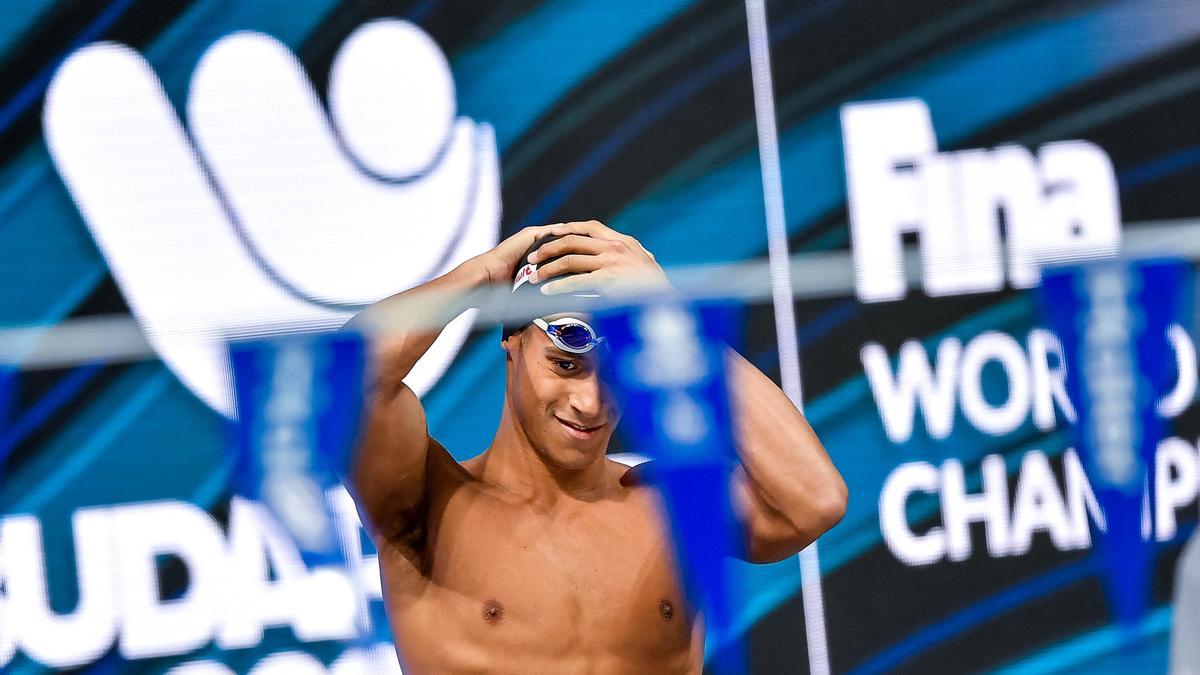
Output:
(743, 2), (831, 674)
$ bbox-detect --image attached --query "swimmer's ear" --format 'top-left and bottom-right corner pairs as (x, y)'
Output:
(502, 327), (530, 350)
(500, 330), (519, 357)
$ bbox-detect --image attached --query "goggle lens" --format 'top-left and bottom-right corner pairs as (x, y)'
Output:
(534, 317), (605, 353)
(554, 324), (594, 350)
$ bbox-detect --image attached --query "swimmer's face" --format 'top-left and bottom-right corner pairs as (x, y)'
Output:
(502, 318), (619, 469)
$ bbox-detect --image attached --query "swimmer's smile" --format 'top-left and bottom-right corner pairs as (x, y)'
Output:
(347, 219), (846, 673)
(555, 415), (605, 440)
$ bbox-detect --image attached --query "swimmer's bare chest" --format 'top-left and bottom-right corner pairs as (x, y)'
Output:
(377, 462), (703, 674)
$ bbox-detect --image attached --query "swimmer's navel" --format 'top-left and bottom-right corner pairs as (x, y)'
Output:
(482, 599), (505, 624)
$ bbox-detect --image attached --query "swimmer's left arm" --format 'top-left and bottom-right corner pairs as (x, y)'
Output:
(725, 348), (847, 563)
(532, 219), (846, 562)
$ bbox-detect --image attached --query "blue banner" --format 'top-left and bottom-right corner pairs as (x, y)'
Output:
(228, 331), (368, 568)
(1038, 258), (1193, 629)
(593, 299), (746, 674)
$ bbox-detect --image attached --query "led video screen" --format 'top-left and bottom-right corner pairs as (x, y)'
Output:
(3, 1), (1200, 673)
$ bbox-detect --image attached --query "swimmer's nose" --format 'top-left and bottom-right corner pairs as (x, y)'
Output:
(568, 372), (605, 425)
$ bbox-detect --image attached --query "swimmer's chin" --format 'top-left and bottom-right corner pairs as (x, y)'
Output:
(535, 441), (609, 471)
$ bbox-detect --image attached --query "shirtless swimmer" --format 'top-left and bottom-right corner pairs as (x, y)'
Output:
(345, 220), (847, 674)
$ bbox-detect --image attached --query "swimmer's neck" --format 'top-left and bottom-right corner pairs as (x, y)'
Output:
(477, 403), (615, 509)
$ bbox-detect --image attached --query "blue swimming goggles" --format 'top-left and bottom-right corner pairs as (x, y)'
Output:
(532, 316), (606, 354)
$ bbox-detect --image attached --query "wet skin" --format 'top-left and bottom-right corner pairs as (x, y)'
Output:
(358, 325), (703, 674)
(348, 221), (846, 673)
(378, 453), (704, 674)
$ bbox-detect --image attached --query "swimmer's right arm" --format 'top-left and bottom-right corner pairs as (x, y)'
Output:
(343, 257), (485, 542)
(343, 225), (561, 541)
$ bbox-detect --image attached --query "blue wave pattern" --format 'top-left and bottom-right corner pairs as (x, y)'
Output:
(2, 0), (1199, 672)
(425, 1), (1200, 671)
(0, 1), (699, 673)
(427, 4), (1200, 669)
(452, 0), (694, 151)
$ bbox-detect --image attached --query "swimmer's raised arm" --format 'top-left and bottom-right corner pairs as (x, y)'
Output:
(537, 220), (848, 564)
(724, 349), (847, 563)
(343, 224), (561, 542)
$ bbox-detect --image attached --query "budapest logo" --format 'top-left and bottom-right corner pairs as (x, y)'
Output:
(44, 19), (500, 417)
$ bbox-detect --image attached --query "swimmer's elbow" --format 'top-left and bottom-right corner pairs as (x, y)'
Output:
(740, 493), (848, 564)
(771, 483), (848, 561)
(812, 478), (848, 534)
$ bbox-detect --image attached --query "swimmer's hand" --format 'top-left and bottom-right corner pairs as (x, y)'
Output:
(526, 220), (671, 297)
(471, 224), (564, 287)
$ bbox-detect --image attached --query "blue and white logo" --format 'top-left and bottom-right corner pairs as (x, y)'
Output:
(44, 19), (500, 417)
